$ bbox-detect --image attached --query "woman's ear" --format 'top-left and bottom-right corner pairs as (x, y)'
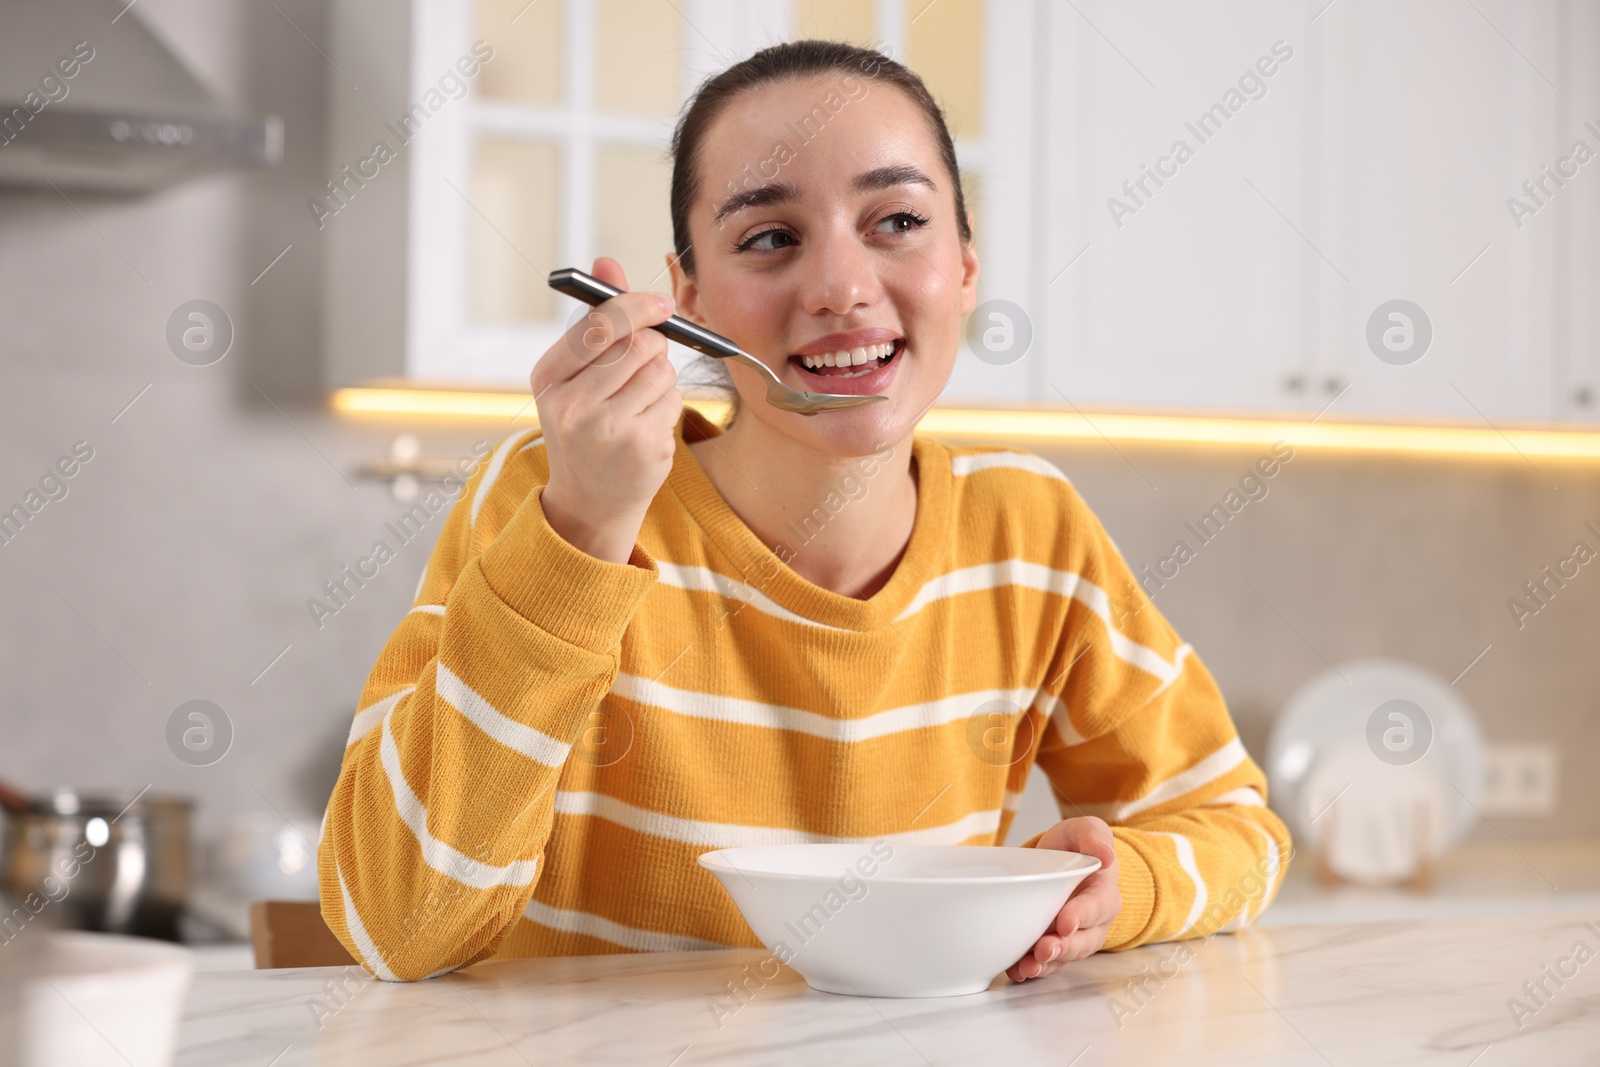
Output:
(959, 215), (981, 316)
(667, 252), (705, 325)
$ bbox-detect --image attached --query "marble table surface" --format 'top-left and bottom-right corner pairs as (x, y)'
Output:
(176, 911), (1600, 1066)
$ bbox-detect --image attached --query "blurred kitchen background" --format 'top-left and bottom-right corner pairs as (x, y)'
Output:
(2, 0), (1599, 961)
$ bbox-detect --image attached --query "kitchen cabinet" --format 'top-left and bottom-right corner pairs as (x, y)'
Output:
(1552, 0), (1600, 423)
(1039, 4), (1305, 415)
(1041, 1), (1595, 424)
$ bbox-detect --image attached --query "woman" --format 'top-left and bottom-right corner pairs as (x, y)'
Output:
(319, 40), (1291, 984)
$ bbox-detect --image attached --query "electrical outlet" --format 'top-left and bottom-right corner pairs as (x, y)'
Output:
(1479, 743), (1558, 817)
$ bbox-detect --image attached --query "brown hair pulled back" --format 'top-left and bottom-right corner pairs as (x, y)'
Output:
(668, 39), (973, 278)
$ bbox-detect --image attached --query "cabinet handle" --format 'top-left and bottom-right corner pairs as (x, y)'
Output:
(1323, 377), (1345, 394)
(1284, 375), (1306, 393)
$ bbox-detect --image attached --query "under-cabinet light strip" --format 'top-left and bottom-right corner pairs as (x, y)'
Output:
(328, 387), (1600, 461)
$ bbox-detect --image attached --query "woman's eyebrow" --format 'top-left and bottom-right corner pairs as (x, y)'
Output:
(712, 181), (800, 225)
(854, 164), (937, 194)
(710, 165), (938, 225)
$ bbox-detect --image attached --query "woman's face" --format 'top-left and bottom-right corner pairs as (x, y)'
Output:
(670, 74), (979, 457)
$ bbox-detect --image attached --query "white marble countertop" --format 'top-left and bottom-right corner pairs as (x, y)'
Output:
(175, 910), (1600, 1066)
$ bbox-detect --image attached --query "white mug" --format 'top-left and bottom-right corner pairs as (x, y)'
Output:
(0, 930), (194, 1067)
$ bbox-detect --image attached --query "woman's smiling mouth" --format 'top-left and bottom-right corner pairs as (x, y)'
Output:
(786, 330), (905, 391)
(792, 339), (902, 377)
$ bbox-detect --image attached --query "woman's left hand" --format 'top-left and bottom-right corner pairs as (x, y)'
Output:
(1006, 816), (1121, 982)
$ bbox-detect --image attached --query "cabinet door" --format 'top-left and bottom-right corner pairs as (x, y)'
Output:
(1040, 0), (1584, 423)
(1552, 1), (1600, 424)
(1041, 2), (1311, 414)
(1302, 0), (1563, 425)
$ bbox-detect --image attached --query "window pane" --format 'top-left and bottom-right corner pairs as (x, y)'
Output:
(595, 0), (682, 117)
(794, 0), (876, 45)
(471, 138), (559, 322)
(908, 0), (983, 139)
(594, 144), (676, 294)
(476, 0), (563, 106)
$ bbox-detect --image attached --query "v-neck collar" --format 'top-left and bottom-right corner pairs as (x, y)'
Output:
(664, 408), (952, 632)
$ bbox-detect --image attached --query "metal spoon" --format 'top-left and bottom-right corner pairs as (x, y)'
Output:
(548, 268), (889, 415)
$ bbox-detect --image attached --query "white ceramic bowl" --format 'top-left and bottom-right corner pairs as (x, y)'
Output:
(0, 930), (194, 1067)
(699, 843), (1100, 998)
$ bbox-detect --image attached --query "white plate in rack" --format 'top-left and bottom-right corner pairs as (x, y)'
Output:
(1266, 658), (1486, 865)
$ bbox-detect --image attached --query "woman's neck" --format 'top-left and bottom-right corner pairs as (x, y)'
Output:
(687, 413), (919, 600)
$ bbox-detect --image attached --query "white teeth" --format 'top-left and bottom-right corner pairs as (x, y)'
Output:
(797, 341), (898, 369)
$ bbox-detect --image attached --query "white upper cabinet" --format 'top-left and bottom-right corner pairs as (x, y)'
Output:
(1040, 0), (1596, 424)
(1040, 3), (1308, 415)
(1551, 0), (1600, 424)
(325, 0), (1597, 427)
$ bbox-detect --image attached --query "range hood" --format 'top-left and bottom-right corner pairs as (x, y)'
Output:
(0, 0), (281, 192)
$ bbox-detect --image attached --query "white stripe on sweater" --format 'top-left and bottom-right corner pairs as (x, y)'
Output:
(1147, 644), (1195, 699)
(653, 553), (1185, 698)
(1158, 831), (1208, 937)
(1046, 738), (1252, 824)
(896, 561), (1184, 683)
(1036, 692), (1088, 747)
(470, 432), (539, 526)
(378, 711), (542, 888)
(436, 663), (571, 768)
(1117, 738), (1249, 820)
(1244, 821), (1284, 926)
(1202, 786), (1266, 809)
(951, 451), (1070, 482)
(348, 688), (414, 747)
(612, 674), (1038, 744)
(654, 562), (838, 630)
(408, 604), (446, 617)
(336, 863), (399, 982)
(521, 899), (735, 953)
(554, 790), (1000, 847)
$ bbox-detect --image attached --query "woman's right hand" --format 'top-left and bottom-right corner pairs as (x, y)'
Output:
(533, 257), (683, 564)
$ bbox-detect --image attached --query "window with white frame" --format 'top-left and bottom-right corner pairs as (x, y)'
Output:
(380, 0), (1038, 397)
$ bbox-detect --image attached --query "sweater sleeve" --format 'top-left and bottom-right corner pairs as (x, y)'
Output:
(317, 434), (658, 980)
(1021, 486), (1293, 951)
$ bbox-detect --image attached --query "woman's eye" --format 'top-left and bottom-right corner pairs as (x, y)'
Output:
(738, 228), (796, 252)
(875, 211), (930, 235)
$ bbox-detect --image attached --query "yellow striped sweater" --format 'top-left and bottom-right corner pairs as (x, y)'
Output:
(318, 408), (1292, 980)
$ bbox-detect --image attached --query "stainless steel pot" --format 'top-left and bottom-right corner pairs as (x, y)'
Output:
(0, 788), (193, 942)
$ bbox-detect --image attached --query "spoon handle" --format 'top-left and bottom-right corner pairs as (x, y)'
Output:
(548, 268), (745, 362)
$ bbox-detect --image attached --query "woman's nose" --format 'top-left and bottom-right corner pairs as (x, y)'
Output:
(797, 229), (882, 317)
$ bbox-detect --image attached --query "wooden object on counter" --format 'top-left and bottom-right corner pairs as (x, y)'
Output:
(248, 901), (358, 969)
(0, 778), (31, 813)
